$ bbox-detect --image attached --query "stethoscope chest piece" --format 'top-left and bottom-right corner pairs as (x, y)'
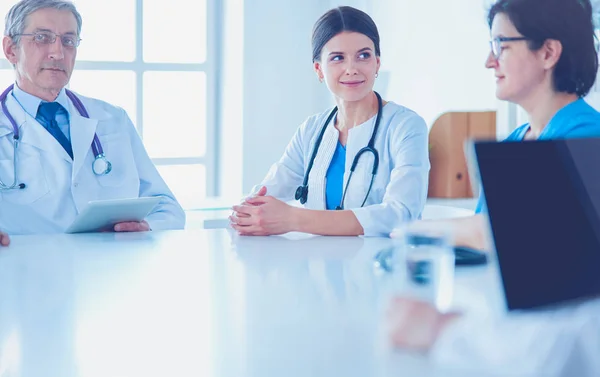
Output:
(0, 84), (113, 191)
(295, 185), (308, 204)
(295, 91), (383, 209)
(92, 154), (112, 176)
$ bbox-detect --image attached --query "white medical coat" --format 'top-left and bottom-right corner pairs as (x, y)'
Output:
(430, 297), (600, 376)
(0, 90), (185, 234)
(255, 102), (430, 236)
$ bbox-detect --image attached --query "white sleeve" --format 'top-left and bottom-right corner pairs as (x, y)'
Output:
(430, 307), (600, 376)
(351, 113), (429, 237)
(251, 119), (308, 201)
(122, 108), (186, 230)
(561, 309), (600, 377)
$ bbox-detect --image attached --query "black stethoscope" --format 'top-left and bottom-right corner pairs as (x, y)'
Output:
(0, 84), (112, 191)
(295, 91), (382, 210)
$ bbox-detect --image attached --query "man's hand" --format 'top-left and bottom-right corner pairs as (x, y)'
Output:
(0, 231), (10, 247)
(114, 220), (151, 232)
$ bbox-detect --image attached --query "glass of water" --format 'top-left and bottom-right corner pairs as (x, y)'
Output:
(391, 222), (455, 312)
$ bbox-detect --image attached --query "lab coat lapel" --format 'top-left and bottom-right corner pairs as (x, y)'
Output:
(344, 118), (377, 208)
(70, 111), (98, 179)
(345, 117), (376, 164)
(5, 95), (72, 162)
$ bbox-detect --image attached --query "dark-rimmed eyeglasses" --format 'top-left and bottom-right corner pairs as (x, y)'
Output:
(489, 37), (528, 60)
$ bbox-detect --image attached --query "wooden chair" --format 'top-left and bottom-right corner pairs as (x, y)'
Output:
(427, 111), (496, 198)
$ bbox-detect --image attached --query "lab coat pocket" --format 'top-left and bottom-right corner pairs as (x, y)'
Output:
(94, 133), (137, 188)
(0, 155), (50, 204)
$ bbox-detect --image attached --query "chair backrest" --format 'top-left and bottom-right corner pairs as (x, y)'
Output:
(428, 111), (496, 198)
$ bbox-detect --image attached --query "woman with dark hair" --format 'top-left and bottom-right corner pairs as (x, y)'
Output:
(387, 0), (600, 372)
(230, 6), (429, 237)
(419, 0), (600, 250)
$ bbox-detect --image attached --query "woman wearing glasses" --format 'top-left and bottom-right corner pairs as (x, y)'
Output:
(230, 6), (429, 237)
(423, 0), (600, 251)
(388, 0), (600, 373)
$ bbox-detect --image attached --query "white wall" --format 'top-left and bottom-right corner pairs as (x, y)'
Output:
(220, 0), (335, 196)
(220, 0), (501, 198)
(220, 0), (405, 197)
(369, 0), (497, 128)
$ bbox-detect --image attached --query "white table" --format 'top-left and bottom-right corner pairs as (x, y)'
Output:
(0, 229), (503, 377)
(186, 197), (478, 229)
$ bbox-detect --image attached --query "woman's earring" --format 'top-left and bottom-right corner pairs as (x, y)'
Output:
(375, 72), (379, 78)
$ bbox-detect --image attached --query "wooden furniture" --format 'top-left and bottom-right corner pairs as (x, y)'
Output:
(428, 111), (496, 198)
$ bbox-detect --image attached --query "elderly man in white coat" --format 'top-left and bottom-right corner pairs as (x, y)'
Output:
(0, 0), (185, 245)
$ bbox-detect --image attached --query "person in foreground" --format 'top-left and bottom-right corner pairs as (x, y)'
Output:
(387, 1), (600, 374)
(230, 6), (429, 237)
(0, 0), (185, 245)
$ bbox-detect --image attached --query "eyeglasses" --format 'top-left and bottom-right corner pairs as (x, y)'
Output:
(489, 37), (528, 60)
(14, 31), (81, 48)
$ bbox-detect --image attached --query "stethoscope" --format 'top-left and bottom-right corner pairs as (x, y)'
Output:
(295, 91), (382, 210)
(0, 84), (112, 191)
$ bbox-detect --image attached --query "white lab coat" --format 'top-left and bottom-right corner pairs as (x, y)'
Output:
(0, 90), (185, 234)
(255, 102), (430, 236)
(430, 297), (600, 376)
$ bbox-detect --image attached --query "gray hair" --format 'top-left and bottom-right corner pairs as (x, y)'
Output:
(4, 0), (82, 45)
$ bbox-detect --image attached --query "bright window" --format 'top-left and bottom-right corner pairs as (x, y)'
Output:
(0, 0), (218, 209)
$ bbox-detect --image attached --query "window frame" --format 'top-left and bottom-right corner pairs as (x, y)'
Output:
(0, 0), (222, 204)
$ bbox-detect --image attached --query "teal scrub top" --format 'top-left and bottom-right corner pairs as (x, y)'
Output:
(325, 141), (346, 210)
(475, 99), (600, 213)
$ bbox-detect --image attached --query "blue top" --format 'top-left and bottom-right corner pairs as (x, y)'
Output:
(325, 141), (346, 210)
(11, 83), (71, 141)
(475, 99), (600, 213)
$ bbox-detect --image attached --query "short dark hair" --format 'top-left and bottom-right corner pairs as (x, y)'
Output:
(311, 6), (381, 62)
(488, 0), (598, 97)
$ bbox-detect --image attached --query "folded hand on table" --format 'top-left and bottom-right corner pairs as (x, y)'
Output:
(230, 186), (296, 236)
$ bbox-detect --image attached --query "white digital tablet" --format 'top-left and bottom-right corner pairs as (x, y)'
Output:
(65, 197), (162, 234)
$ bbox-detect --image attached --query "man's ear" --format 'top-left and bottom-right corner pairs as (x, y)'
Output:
(3, 36), (18, 65)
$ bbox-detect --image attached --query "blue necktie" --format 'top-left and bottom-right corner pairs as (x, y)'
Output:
(36, 102), (73, 159)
